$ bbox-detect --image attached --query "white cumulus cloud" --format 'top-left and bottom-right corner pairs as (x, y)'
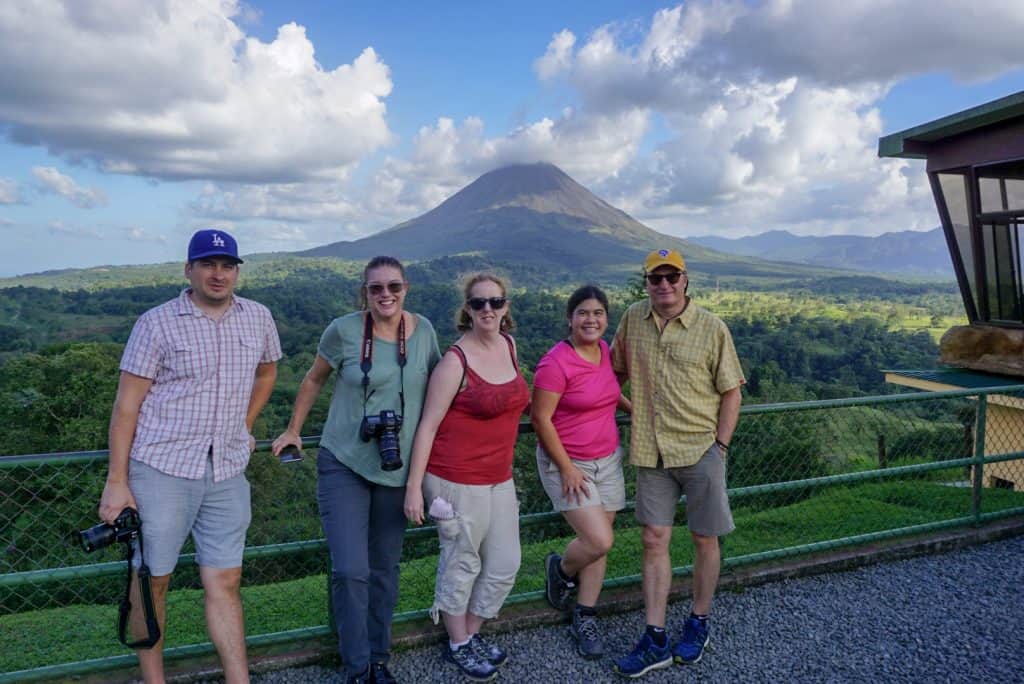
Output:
(32, 166), (108, 208)
(0, 0), (393, 183)
(534, 29), (576, 80)
(527, 1), (1024, 237)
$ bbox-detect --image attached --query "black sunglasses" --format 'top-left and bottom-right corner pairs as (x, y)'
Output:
(467, 296), (508, 311)
(366, 281), (405, 296)
(645, 271), (685, 286)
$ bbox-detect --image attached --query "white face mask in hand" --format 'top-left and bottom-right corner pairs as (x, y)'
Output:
(428, 497), (456, 521)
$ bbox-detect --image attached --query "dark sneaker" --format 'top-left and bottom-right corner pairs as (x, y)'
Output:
(544, 552), (576, 611)
(569, 609), (604, 659)
(370, 661), (398, 683)
(345, 667), (370, 684)
(672, 616), (710, 664)
(469, 633), (508, 667)
(444, 643), (498, 682)
(612, 633), (673, 678)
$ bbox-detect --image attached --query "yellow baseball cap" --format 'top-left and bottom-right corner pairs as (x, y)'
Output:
(643, 248), (686, 273)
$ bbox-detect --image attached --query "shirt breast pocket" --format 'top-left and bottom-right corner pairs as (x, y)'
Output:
(668, 343), (708, 369)
(168, 344), (207, 380)
(238, 335), (262, 368)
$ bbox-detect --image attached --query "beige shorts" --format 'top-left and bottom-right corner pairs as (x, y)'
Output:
(535, 445), (626, 513)
(635, 442), (734, 536)
(422, 472), (521, 621)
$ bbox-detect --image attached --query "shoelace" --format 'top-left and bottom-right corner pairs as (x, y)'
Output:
(471, 635), (497, 660)
(577, 615), (600, 642)
(453, 646), (485, 668)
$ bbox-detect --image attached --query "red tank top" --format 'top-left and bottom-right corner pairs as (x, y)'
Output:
(427, 334), (530, 485)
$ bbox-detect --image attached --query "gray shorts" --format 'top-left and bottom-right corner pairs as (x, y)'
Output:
(128, 458), (252, 576)
(635, 442), (734, 536)
(536, 445), (626, 513)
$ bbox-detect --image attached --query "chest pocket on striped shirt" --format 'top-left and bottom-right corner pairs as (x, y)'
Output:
(238, 335), (261, 367)
(169, 344), (206, 379)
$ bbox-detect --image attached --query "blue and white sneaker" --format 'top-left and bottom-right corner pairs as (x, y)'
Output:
(612, 633), (673, 678)
(672, 616), (710, 664)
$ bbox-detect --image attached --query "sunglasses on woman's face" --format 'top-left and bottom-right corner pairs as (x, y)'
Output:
(467, 296), (508, 311)
(366, 281), (405, 296)
(645, 271), (684, 286)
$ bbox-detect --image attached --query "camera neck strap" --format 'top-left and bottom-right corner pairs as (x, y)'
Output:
(360, 312), (407, 419)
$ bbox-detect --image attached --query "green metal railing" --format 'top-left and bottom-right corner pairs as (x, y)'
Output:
(3, 385), (1024, 681)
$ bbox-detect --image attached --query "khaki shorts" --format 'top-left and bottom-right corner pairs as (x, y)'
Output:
(422, 473), (521, 620)
(536, 445), (626, 513)
(635, 442), (734, 536)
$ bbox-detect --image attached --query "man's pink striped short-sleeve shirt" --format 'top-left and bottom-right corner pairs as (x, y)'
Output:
(120, 289), (282, 482)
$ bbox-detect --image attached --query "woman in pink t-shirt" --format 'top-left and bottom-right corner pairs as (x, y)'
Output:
(530, 284), (631, 660)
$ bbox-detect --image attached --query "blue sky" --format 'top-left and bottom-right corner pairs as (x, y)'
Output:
(2, 1), (1024, 277)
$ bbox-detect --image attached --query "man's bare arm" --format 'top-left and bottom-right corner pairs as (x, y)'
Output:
(716, 386), (742, 446)
(246, 361), (278, 431)
(99, 371), (153, 523)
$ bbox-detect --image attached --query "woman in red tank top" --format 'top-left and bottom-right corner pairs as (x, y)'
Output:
(404, 273), (529, 681)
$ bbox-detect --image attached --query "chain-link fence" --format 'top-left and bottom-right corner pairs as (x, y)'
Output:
(2, 386), (1024, 680)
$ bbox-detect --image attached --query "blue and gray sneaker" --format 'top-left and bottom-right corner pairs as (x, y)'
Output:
(612, 633), (673, 678)
(672, 616), (710, 664)
(444, 642), (498, 682)
(469, 633), (508, 667)
(544, 552), (576, 611)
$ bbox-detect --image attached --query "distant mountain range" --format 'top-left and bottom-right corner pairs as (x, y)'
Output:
(10, 163), (927, 291)
(689, 228), (952, 277)
(298, 163), (832, 280)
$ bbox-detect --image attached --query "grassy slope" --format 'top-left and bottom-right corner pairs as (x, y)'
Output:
(4, 481), (1022, 673)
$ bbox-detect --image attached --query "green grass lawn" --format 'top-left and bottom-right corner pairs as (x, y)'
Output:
(3, 481), (1022, 674)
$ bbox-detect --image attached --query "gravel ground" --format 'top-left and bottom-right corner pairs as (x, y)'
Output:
(253, 536), (1024, 683)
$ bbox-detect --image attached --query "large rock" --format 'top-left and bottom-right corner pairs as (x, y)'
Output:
(939, 325), (1024, 377)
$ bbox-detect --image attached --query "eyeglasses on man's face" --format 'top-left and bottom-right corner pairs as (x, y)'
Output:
(366, 281), (406, 296)
(467, 296), (508, 311)
(645, 271), (684, 286)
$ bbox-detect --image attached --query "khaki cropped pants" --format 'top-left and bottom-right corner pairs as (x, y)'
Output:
(422, 472), (521, 621)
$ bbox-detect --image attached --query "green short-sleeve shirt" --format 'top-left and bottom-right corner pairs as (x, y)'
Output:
(611, 299), (744, 468)
(318, 312), (441, 486)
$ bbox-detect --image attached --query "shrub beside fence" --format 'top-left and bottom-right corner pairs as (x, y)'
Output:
(2, 386), (1024, 681)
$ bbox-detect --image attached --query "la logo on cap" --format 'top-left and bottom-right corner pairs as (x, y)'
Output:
(658, 249), (669, 257)
(212, 234), (225, 247)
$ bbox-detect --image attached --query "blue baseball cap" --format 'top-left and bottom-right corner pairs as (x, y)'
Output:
(187, 229), (243, 263)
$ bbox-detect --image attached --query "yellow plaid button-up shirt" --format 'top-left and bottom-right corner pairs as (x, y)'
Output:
(611, 298), (744, 468)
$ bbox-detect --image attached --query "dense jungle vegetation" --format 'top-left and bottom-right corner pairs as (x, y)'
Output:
(0, 264), (963, 457)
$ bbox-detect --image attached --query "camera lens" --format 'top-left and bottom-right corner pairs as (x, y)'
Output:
(78, 522), (115, 553)
(378, 430), (402, 471)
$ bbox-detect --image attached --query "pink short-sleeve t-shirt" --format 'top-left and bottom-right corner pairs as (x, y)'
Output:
(533, 338), (620, 460)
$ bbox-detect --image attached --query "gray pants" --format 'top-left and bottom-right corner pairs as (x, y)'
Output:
(317, 448), (406, 677)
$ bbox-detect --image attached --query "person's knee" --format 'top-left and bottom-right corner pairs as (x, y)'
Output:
(584, 528), (614, 557)
(642, 525), (672, 554)
(330, 550), (371, 583)
(691, 532), (719, 552)
(201, 567), (242, 599)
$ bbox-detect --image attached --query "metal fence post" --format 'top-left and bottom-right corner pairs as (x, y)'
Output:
(971, 393), (988, 525)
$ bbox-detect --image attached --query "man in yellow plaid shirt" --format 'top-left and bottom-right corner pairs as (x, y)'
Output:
(610, 248), (744, 677)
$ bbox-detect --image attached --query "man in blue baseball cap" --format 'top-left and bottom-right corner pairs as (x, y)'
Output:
(99, 227), (280, 682)
(188, 228), (244, 264)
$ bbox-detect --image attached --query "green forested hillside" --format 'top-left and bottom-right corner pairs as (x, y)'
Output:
(0, 265), (964, 456)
